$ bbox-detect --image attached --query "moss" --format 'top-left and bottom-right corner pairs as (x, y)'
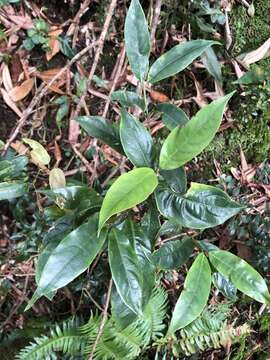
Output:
(230, 1), (270, 67)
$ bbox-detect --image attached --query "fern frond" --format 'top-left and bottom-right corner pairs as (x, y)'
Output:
(16, 318), (86, 360)
(172, 305), (250, 357)
(82, 286), (168, 360)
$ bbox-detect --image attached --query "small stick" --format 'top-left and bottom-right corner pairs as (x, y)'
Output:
(72, 0), (118, 122)
(102, 46), (126, 118)
(87, 279), (113, 360)
(150, 0), (162, 51)
(2, 41), (97, 155)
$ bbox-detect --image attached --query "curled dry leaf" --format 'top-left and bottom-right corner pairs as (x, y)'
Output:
(23, 138), (51, 169)
(46, 29), (63, 61)
(2, 64), (13, 92)
(237, 38), (270, 68)
(49, 168), (66, 189)
(0, 88), (22, 117)
(9, 78), (34, 102)
(150, 90), (170, 103)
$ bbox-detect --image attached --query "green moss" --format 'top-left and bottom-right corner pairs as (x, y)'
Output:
(230, 1), (270, 67)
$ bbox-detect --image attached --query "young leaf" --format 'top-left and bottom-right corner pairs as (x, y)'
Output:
(156, 103), (189, 130)
(160, 167), (187, 194)
(109, 228), (144, 314)
(76, 116), (123, 153)
(25, 215), (107, 310)
(155, 183), (244, 229)
(111, 90), (146, 110)
(120, 109), (154, 167)
(99, 168), (158, 232)
(209, 250), (270, 305)
(124, 0), (150, 81)
(168, 253), (211, 334)
(148, 40), (219, 83)
(0, 182), (27, 200)
(159, 92), (234, 170)
(152, 237), (195, 270)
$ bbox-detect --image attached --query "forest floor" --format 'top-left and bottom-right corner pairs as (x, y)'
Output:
(0, 0), (270, 359)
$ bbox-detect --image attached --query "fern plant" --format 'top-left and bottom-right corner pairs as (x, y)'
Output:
(170, 304), (250, 357)
(16, 286), (168, 360)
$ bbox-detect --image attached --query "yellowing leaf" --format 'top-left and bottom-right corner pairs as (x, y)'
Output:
(23, 138), (50, 168)
(49, 168), (66, 189)
(9, 78), (34, 102)
(46, 29), (63, 61)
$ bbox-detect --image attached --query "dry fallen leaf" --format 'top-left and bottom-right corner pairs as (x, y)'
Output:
(150, 90), (170, 103)
(237, 38), (270, 68)
(9, 78), (34, 102)
(1, 88), (22, 117)
(36, 69), (66, 94)
(2, 64), (13, 92)
(9, 14), (33, 30)
(49, 168), (66, 189)
(46, 29), (63, 61)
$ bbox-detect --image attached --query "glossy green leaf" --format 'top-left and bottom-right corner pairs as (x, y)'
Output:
(209, 250), (270, 305)
(152, 237), (195, 270)
(156, 103), (189, 130)
(201, 47), (222, 83)
(148, 40), (218, 83)
(212, 272), (237, 301)
(99, 168), (158, 231)
(120, 109), (154, 167)
(76, 116), (123, 153)
(25, 214), (107, 310)
(123, 219), (155, 306)
(0, 155), (28, 180)
(124, 0), (150, 81)
(168, 253), (211, 334)
(160, 167), (187, 194)
(141, 206), (160, 248)
(234, 66), (269, 85)
(0, 182), (27, 200)
(109, 228), (144, 314)
(155, 182), (244, 229)
(159, 92), (234, 169)
(111, 90), (146, 110)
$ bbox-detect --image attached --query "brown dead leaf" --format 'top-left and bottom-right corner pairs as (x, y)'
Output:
(10, 53), (23, 83)
(46, 29), (63, 61)
(9, 78), (34, 102)
(237, 38), (270, 68)
(10, 141), (28, 155)
(69, 119), (80, 145)
(240, 149), (256, 184)
(36, 69), (66, 94)
(54, 141), (62, 166)
(191, 73), (208, 108)
(150, 90), (170, 103)
(237, 243), (252, 260)
(1, 88), (22, 117)
(2, 64), (13, 92)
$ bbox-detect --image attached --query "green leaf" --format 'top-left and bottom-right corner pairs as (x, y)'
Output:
(168, 253), (211, 334)
(99, 168), (158, 231)
(124, 0), (150, 81)
(159, 92), (234, 170)
(141, 205), (160, 248)
(0, 182), (27, 200)
(109, 228), (144, 314)
(160, 167), (187, 194)
(201, 46), (222, 83)
(209, 250), (270, 305)
(212, 272), (237, 301)
(23, 138), (50, 167)
(156, 103), (189, 130)
(152, 237), (195, 270)
(59, 36), (76, 58)
(111, 90), (146, 110)
(155, 182), (244, 229)
(234, 66), (269, 85)
(148, 40), (219, 83)
(120, 109), (154, 167)
(123, 219), (155, 307)
(25, 214), (107, 310)
(0, 155), (28, 180)
(76, 116), (123, 153)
